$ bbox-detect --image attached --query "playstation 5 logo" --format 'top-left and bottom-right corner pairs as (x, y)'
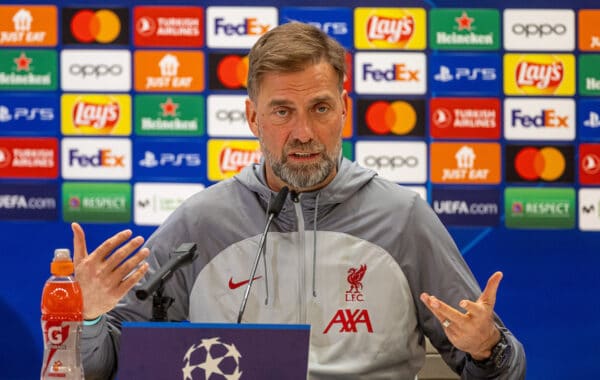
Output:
(434, 65), (497, 82)
(434, 66), (454, 82)
(584, 112), (600, 128)
(139, 151), (159, 168)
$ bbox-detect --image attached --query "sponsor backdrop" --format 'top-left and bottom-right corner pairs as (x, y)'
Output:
(1, 0), (599, 378)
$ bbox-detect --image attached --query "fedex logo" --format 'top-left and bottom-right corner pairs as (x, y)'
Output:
(511, 109), (568, 128)
(362, 63), (419, 82)
(69, 149), (124, 167)
(355, 52), (426, 94)
(213, 17), (269, 36)
(504, 98), (575, 141)
(206, 7), (277, 48)
(62, 138), (131, 179)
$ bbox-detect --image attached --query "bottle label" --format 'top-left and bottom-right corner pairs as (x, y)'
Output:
(41, 319), (82, 379)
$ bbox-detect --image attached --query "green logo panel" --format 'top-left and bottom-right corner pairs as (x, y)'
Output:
(505, 187), (575, 229)
(579, 55), (600, 96)
(62, 182), (131, 223)
(135, 94), (204, 136)
(342, 140), (353, 160)
(429, 9), (499, 50)
(0, 49), (57, 90)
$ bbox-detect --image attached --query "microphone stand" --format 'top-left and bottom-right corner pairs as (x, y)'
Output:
(135, 242), (197, 322)
(237, 187), (289, 323)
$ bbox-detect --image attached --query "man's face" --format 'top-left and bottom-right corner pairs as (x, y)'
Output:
(245, 61), (347, 192)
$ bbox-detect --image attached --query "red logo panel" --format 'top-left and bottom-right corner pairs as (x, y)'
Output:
(430, 98), (500, 139)
(579, 143), (600, 185)
(133, 6), (204, 47)
(0, 137), (58, 178)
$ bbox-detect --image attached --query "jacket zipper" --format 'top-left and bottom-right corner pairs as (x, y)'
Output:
(292, 193), (307, 324)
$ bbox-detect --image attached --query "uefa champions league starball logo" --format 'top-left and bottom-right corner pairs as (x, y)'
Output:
(182, 337), (243, 380)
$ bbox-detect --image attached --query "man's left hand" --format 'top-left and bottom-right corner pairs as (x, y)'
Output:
(420, 271), (503, 360)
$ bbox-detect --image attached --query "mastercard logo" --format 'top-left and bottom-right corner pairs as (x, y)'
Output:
(365, 100), (417, 135)
(217, 55), (249, 89)
(69, 9), (122, 44)
(514, 146), (565, 181)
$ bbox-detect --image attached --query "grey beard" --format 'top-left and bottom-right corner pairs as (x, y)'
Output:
(263, 140), (339, 190)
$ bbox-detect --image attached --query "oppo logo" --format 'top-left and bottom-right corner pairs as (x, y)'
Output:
(69, 64), (123, 78)
(363, 155), (418, 169)
(512, 23), (567, 37)
(216, 109), (246, 123)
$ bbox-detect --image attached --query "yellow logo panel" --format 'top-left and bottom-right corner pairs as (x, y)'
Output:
(504, 54), (575, 96)
(354, 8), (426, 50)
(208, 139), (261, 181)
(61, 94), (132, 135)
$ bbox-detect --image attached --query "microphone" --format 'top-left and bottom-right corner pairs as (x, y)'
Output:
(135, 242), (197, 301)
(237, 186), (289, 323)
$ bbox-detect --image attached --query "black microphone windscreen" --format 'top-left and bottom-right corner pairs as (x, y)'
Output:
(267, 186), (289, 216)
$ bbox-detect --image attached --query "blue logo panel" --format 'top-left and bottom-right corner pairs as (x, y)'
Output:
(429, 53), (501, 95)
(279, 7), (352, 48)
(431, 187), (500, 226)
(0, 94), (59, 135)
(0, 183), (58, 220)
(133, 139), (204, 180)
(579, 99), (600, 141)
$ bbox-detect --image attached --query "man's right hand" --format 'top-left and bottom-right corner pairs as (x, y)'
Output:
(72, 222), (150, 320)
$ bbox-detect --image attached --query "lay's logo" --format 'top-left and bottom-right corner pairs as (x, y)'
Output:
(207, 139), (261, 180)
(355, 8), (426, 49)
(61, 94), (131, 135)
(504, 54), (575, 95)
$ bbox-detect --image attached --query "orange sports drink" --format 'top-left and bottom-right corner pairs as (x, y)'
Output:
(40, 249), (84, 380)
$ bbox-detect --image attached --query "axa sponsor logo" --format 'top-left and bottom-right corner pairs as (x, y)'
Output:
(345, 264), (367, 302)
(323, 309), (373, 334)
(0, 6), (56, 45)
(366, 15), (414, 44)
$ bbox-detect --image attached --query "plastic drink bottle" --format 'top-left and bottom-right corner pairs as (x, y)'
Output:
(40, 248), (84, 379)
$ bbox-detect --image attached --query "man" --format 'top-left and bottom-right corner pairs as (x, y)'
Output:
(73, 22), (526, 379)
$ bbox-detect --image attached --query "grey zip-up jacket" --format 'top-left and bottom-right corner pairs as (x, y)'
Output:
(82, 158), (526, 379)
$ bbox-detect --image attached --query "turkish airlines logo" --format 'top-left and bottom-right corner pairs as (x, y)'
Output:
(63, 8), (128, 45)
(579, 144), (600, 185)
(0, 137), (58, 178)
(133, 6), (203, 47)
(429, 98), (500, 139)
(506, 145), (573, 183)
